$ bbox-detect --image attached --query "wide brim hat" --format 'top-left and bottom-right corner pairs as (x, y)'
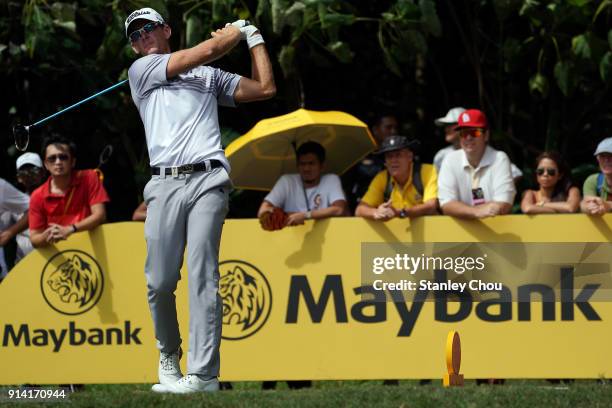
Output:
(375, 135), (420, 154)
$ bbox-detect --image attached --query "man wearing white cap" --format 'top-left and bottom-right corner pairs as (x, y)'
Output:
(16, 153), (46, 195)
(433, 107), (466, 171)
(125, 7), (275, 393)
(5, 153), (46, 261)
(581, 137), (612, 215)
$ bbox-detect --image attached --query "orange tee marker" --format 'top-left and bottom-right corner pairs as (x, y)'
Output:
(443, 331), (464, 387)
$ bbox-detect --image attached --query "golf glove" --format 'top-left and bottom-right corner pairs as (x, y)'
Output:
(229, 20), (249, 39)
(229, 20), (264, 49)
(244, 25), (265, 49)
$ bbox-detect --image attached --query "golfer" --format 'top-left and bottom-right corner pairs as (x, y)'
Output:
(125, 8), (275, 393)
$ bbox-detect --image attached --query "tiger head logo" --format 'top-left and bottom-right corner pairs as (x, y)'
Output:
(219, 261), (272, 340)
(41, 251), (104, 315)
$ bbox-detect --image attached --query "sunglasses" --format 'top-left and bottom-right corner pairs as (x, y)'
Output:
(46, 153), (70, 163)
(536, 167), (557, 176)
(129, 22), (162, 42)
(460, 128), (485, 138)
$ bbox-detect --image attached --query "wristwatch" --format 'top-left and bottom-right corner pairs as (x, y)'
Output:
(305, 211), (312, 220)
(399, 209), (407, 218)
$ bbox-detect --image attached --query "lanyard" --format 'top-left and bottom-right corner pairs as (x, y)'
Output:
(63, 187), (75, 216)
(302, 183), (311, 212)
(469, 166), (481, 189)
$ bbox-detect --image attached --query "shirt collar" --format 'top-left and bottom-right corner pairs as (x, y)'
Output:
(390, 164), (414, 192)
(461, 145), (495, 170)
(43, 171), (81, 197)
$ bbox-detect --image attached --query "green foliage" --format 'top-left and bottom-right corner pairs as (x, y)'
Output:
(601, 51), (612, 83)
(419, 0), (441, 37)
(327, 40), (352, 63)
(529, 73), (549, 98)
(279, 45), (296, 77)
(2, 0), (611, 219)
(554, 60), (576, 96)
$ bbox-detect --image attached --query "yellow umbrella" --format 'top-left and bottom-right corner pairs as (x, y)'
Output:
(225, 109), (377, 191)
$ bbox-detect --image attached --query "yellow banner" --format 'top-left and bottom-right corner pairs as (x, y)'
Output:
(0, 214), (611, 384)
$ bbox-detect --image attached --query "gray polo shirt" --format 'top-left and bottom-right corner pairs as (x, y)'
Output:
(128, 53), (241, 169)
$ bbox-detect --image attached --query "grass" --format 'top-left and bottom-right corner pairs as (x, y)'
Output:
(2, 380), (610, 407)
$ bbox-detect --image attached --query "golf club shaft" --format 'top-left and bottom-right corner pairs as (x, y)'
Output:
(31, 79), (129, 128)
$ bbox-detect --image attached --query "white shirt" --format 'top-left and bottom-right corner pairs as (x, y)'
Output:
(264, 174), (346, 213)
(433, 145), (455, 172)
(0, 178), (29, 277)
(438, 146), (516, 206)
(128, 54), (241, 168)
(0, 178), (29, 214)
(435, 145), (524, 179)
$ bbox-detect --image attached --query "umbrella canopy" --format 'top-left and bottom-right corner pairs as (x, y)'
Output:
(225, 109), (377, 191)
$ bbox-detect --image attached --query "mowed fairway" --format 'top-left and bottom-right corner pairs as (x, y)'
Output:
(5, 380), (610, 407)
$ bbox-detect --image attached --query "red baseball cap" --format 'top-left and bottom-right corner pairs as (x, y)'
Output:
(456, 109), (488, 129)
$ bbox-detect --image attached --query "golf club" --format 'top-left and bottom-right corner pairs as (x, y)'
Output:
(94, 144), (114, 181)
(12, 79), (128, 151)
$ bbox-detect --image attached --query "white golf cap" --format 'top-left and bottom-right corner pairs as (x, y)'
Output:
(125, 8), (165, 37)
(594, 137), (612, 156)
(435, 107), (467, 126)
(16, 152), (43, 170)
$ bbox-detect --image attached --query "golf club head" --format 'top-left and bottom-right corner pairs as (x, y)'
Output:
(13, 124), (30, 152)
(98, 144), (114, 166)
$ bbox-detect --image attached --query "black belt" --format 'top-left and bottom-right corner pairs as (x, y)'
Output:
(151, 160), (223, 176)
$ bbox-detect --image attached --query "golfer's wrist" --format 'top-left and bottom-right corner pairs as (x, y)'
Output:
(241, 26), (264, 49)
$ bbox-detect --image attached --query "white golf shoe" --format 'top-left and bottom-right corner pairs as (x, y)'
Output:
(158, 348), (183, 386)
(152, 374), (219, 394)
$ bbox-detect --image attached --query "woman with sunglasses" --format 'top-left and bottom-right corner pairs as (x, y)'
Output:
(521, 152), (580, 214)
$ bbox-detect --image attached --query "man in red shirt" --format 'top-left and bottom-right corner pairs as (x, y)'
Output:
(29, 136), (109, 247)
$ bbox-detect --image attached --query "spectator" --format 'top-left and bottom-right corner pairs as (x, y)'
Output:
(581, 137), (612, 215)
(521, 152), (580, 214)
(258, 141), (347, 230)
(344, 114), (400, 211)
(258, 140), (346, 390)
(3, 153), (47, 262)
(0, 177), (29, 281)
(356, 135), (438, 387)
(433, 107), (466, 171)
(438, 109), (516, 219)
(29, 136), (109, 248)
(355, 136), (438, 220)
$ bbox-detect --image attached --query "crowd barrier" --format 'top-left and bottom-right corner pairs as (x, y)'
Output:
(0, 214), (611, 384)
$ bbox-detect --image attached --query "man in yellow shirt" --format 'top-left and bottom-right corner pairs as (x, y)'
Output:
(356, 136), (438, 220)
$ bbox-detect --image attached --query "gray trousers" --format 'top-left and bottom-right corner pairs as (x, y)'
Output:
(143, 166), (230, 376)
